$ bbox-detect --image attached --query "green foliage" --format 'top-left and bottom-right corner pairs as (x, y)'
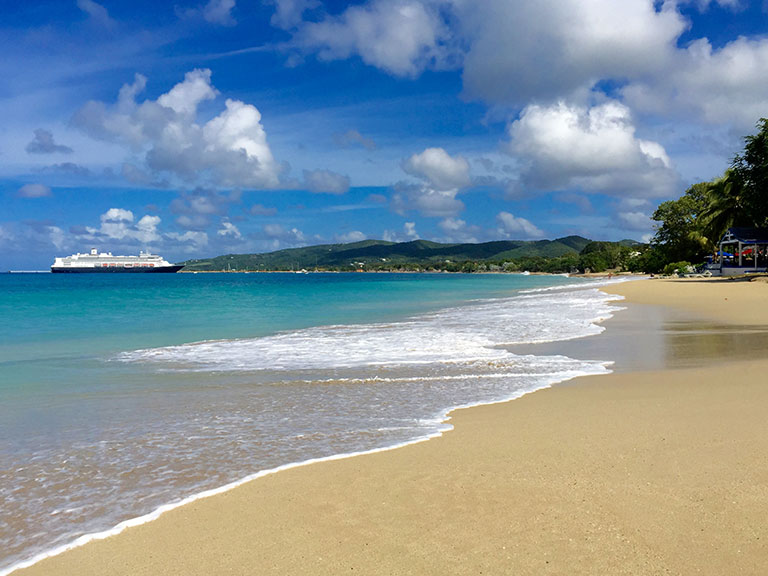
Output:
(662, 261), (692, 276)
(731, 118), (768, 227)
(650, 119), (768, 272)
(181, 236), (594, 272)
(578, 241), (634, 272)
(699, 169), (751, 243)
(651, 182), (710, 265)
(623, 246), (666, 274)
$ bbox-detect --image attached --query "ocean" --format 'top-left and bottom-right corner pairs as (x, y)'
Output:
(0, 272), (624, 574)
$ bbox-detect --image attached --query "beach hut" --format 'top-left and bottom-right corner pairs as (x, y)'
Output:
(715, 227), (768, 275)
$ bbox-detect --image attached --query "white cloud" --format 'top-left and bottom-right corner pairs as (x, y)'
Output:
(617, 211), (652, 231)
(394, 147), (471, 217)
(73, 69), (281, 189)
(454, 0), (685, 106)
(263, 223), (305, 243)
(294, 0), (449, 77)
(171, 189), (240, 230)
(166, 230), (209, 248)
(276, 0), (768, 132)
(623, 37), (768, 129)
(382, 221), (419, 242)
(202, 0), (237, 26)
(392, 183), (465, 218)
(157, 69), (218, 116)
(507, 100), (680, 198)
(217, 220), (242, 239)
(17, 183), (52, 198)
(269, 0), (319, 29)
(335, 230), (367, 243)
(437, 217), (480, 243)
(303, 169), (351, 194)
(496, 211), (544, 239)
(81, 208), (162, 244)
(402, 147), (470, 190)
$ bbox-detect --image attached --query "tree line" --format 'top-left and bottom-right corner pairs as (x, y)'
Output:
(647, 118), (768, 273)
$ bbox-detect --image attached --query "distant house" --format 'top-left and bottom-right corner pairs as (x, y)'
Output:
(715, 227), (768, 276)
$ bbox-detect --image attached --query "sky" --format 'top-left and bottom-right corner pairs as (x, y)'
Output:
(2, 0), (768, 269)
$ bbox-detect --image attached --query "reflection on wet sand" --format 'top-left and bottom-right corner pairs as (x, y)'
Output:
(511, 300), (768, 373)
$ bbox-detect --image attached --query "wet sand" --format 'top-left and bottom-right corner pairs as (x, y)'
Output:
(15, 277), (768, 575)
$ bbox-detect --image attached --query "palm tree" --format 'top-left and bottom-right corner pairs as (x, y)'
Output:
(698, 169), (751, 244)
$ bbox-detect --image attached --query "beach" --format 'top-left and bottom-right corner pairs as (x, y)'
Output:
(14, 277), (768, 575)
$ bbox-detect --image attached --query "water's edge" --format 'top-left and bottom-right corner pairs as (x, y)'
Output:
(2, 283), (629, 576)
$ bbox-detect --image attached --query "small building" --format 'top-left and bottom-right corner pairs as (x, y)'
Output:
(715, 227), (768, 276)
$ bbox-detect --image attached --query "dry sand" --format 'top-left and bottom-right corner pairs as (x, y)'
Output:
(16, 277), (768, 575)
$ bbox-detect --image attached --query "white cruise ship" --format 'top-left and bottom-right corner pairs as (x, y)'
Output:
(51, 249), (184, 273)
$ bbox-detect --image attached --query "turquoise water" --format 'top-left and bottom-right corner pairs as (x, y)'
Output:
(0, 272), (621, 574)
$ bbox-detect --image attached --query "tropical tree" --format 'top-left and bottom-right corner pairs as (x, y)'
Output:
(698, 169), (751, 244)
(731, 118), (768, 226)
(650, 182), (711, 264)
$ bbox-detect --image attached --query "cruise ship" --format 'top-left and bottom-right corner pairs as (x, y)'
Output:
(51, 249), (184, 273)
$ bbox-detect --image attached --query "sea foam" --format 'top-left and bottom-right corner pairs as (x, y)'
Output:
(2, 280), (625, 575)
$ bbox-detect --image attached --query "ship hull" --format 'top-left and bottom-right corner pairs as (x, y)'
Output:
(51, 265), (184, 273)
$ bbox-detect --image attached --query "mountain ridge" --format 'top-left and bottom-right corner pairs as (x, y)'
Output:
(179, 236), (638, 271)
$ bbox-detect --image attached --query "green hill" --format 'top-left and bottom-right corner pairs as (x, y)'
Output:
(180, 236), (596, 272)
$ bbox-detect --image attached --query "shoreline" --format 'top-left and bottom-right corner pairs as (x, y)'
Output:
(3, 280), (622, 576)
(13, 277), (768, 575)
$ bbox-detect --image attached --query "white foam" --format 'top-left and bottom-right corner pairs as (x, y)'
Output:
(0, 359), (610, 576)
(2, 281), (624, 575)
(117, 285), (624, 372)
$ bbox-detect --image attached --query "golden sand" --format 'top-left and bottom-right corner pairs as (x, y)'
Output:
(16, 277), (768, 575)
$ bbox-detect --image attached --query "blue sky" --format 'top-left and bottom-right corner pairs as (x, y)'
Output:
(2, 0), (767, 269)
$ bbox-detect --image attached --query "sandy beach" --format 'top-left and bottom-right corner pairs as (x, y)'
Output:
(15, 277), (768, 575)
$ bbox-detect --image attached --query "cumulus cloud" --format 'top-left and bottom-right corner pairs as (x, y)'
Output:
(382, 221), (419, 242)
(393, 147), (471, 217)
(268, 0), (319, 29)
(392, 182), (465, 218)
(217, 219), (242, 239)
(79, 208), (162, 244)
(303, 168), (351, 194)
(262, 223), (306, 247)
(402, 147), (470, 190)
(623, 37), (768, 129)
(276, 0), (768, 131)
(17, 183), (52, 198)
(335, 230), (367, 243)
(73, 69), (281, 189)
(121, 163), (168, 188)
(437, 217), (481, 243)
(294, 0), (450, 77)
(25, 129), (73, 154)
(171, 189), (240, 230)
(496, 211), (544, 239)
(617, 211), (652, 231)
(507, 100), (680, 198)
(166, 230), (209, 248)
(454, 0), (685, 106)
